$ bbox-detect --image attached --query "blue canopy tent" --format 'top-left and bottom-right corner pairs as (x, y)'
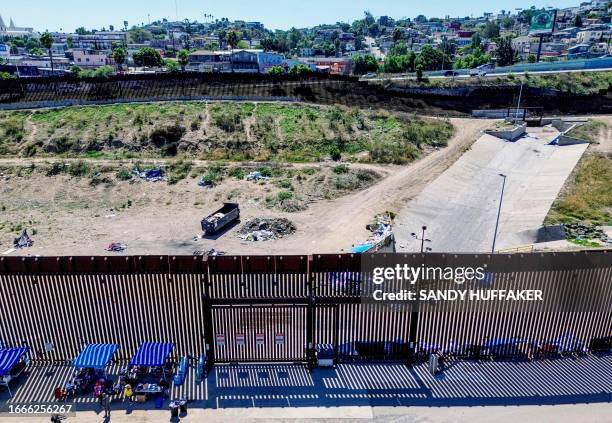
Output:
(130, 342), (174, 367)
(0, 347), (29, 397)
(72, 344), (119, 370)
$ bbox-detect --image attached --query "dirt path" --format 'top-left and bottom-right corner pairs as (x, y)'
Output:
(284, 118), (491, 253)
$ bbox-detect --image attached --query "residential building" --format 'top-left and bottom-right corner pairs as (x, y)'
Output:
(67, 31), (127, 50)
(257, 51), (285, 73)
(576, 29), (604, 44)
(299, 57), (352, 75)
(0, 43), (9, 58)
(72, 48), (111, 68)
(186, 50), (231, 72)
(231, 49), (260, 73)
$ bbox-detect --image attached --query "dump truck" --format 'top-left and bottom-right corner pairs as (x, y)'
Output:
(201, 203), (240, 235)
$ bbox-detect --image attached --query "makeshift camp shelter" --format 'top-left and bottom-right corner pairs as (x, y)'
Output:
(72, 344), (119, 370)
(130, 342), (174, 368)
(0, 347), (29, 397)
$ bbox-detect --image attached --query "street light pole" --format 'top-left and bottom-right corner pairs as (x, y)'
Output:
(491, 174), (507, 254)
(411, 226), (432, 253)
(420, 226), (426, 253)
(515, 82), (524, 122)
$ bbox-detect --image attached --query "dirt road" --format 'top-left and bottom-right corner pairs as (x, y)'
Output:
(1, 118), (491, 256)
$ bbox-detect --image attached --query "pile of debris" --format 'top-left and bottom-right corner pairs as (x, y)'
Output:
(351, 213), (395, 253)
(238, 218), (296, 242)
(132, 166), (164, 182)
(13, 229), (33, 249)
(246, 171), (270, 181)
(105, 242), (127, 252)
(564, 223), (609, 244)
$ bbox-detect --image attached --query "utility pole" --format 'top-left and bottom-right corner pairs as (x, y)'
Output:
(411, 226), (432, 253)
(491, 174), (507, 254)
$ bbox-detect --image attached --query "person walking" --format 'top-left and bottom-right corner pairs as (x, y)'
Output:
(101, 393), (111, 420)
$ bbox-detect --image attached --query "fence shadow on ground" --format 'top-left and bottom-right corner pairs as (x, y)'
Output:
(2, 354), (611, 413)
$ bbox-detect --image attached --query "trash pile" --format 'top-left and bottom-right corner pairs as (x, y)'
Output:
(204, 212), (225, 227)
(132, 167), (164, 182)
(13, 229), (34, 249)
(564, 223), (609, 244)
(238, 218), (296, 242)
(246, 171), (270, 181)
(105, 242), (127, 252)
(351, 213), (394, 253)
(197, 176), (214, 188)
(193, 249), (226, 256)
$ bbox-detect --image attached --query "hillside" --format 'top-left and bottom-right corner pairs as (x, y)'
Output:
(0, 102), (454, 164)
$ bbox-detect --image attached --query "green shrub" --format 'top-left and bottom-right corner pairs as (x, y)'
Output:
(116, 168), (133, 181)
(259, 167), (273, 177)
(229, 167), (245, 180)
(333, 164), (349, 174)
(68, 160), (91, 177)
(277, 191), (293, 201)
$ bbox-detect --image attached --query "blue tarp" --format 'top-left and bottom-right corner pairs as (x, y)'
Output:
(0, 347), (29, 377)
(351, 244), (374, 254)
(72, 344), (119, 370)
(130, 342), (174, 367)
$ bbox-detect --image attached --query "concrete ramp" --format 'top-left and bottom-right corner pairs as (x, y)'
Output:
(395, 129), (588, 253)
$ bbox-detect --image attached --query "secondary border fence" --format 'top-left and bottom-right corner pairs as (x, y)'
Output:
(0, 251), (610, 366)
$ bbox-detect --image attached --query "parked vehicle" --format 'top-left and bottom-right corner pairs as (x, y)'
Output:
(444, 70), (459, 77)
(470, 63), (494, 77)
(201, 203), (240, 235)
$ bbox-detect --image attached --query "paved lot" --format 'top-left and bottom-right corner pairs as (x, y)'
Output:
(2, 354), (611, 422)
(395, 128), (588, 253)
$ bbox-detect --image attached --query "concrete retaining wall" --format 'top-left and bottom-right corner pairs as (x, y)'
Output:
(485, 123), (527, 141)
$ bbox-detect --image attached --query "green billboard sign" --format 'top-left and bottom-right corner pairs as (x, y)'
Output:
(529, 10), (557, 35)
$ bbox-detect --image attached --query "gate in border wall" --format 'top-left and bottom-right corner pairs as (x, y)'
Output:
(0, 251), (610, 365)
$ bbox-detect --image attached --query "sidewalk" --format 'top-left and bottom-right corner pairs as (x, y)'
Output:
(2, 354), (611, 422)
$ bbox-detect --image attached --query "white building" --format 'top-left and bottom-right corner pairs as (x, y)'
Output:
(0, 15), (34, 37)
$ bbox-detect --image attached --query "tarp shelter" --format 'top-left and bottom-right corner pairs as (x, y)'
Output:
(351, 243), (373, 253)
(0, 347), (29, 397)
(130, 342), (174, 367)
(0, 347), (28, 377)
(72, 344), (119, 370)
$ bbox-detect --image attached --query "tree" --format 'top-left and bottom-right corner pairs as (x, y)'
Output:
(415, 64), (424, 81)
(573, 14), (583, 28)
(352, 54), (378, 75)
(288, 64), (313, 76)
(496, 36), (518, 67)
(111, 46), (127, 71)
(389, 42), (408, 56)
(527, 54), (537, 63)
(415, 15), (428, 23)
(133, 47), (163, 67)
(75, 27), (89, 35)
(482, 21), (500, 39)
(267, 66), (285, 75)
(471, 33), (482, 50)
(454, 47), (490, 69)
(39, 31), (54, 72)
(93, 65), (115, 78)
(164, 59), (179, 73)
(415, 44), (449, 71)
(66, 36), (74, 49)
(227, 31), (239, 49)
(177, 49), (190, 71)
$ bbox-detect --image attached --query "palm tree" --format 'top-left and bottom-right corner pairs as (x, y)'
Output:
(39, 31), (54, 72)
(177, 49), (190, 71)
